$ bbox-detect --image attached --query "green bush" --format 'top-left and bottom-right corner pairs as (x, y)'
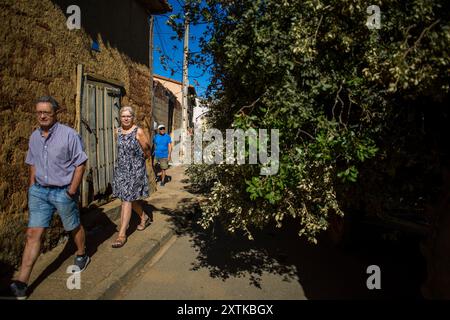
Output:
(177, 0), (449, 242)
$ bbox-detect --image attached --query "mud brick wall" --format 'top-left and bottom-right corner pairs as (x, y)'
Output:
(153, 82), (170, 130)
(0, 0), (156, 273)
(153, 80), (182, 135)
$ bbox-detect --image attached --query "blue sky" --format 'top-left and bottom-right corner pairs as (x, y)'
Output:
(153, 0), (211, 97)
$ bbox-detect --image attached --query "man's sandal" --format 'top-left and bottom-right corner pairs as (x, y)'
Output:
(111, 236), (127, 248)
(137, 215), (151, 231)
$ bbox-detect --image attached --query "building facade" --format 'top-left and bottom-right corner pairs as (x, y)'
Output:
(153, 74), (196, 134)
(193, 98), (209, 130)
(0, 0), (170, 272)
(152, 80), (182, 136)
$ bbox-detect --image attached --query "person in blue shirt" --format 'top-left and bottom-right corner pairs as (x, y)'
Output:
(153, 124), (172, 186)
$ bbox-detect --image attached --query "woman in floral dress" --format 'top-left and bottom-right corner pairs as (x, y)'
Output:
(112, 106), (151, 248)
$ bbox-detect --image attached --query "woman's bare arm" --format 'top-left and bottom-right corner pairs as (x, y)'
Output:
(136, 127), (151, 159)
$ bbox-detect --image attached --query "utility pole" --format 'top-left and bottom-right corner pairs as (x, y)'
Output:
(149, 15), (154, 131)
(148, 15), (156, 188)
(181, 11), (189, 160)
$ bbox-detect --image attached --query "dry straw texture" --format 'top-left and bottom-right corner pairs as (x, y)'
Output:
(0, 0), (156, 272)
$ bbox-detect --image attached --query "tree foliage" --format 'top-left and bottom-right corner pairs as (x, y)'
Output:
(171, 0), (450, 242)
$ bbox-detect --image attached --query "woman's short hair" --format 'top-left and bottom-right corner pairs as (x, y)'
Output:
(120, 106), (135, 118)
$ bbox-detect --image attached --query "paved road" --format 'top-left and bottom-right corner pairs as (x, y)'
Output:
(114, 233), (307, 300)
(112, 165), (424, 300)
(113, 217), (425, 300)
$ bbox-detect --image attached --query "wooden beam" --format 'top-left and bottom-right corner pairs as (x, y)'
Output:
(84, 73), (125, 90)
(75, 64), (83, 132)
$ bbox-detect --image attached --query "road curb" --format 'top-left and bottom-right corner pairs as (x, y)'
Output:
(80, 201), (177, 300)
(97, 222), (175, 300)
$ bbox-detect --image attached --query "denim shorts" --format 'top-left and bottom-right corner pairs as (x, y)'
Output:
(28, 183), (80, 231)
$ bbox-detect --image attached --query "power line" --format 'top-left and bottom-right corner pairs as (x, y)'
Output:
(154, 19), (170, 58)
(154, 17), (187, 77)
(155, 22), (180, 68)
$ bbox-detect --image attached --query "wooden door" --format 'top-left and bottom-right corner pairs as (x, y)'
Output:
(80, 79), (121, 207)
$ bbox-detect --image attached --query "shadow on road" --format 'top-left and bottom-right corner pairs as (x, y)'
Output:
(161, 196), (426, 299)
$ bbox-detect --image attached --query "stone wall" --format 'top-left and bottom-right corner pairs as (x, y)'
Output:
(153, 80), (182, 135)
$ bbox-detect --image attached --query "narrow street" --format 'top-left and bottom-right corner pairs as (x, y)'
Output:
(2, 165), (424, 300)
(114, 234), (306, 300)
(111, 166), (425, 300)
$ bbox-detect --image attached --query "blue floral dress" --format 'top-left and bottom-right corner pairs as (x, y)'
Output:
(112, 126), (149, 201)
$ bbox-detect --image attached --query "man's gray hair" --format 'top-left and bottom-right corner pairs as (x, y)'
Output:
(120, 106), (135, 118)
(36, 96), (60, 112)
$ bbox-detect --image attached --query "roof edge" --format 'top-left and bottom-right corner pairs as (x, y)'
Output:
(138, 0), (172, 14)
(154, 74), (183, 86)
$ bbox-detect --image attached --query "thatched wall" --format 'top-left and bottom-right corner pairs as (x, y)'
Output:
(0, 0), (156, 274)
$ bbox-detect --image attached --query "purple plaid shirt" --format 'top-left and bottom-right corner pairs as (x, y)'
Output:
(25, 122), (88, 187)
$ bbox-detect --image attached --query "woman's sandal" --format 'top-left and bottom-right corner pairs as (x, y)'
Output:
(137, 215), (151, 231)
(111, 236), (127, 248)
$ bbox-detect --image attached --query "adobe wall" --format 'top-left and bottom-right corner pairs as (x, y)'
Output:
(0, 0), (156, 272)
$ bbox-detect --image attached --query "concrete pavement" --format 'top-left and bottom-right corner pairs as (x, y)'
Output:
(23, 165), (193, 300)
(114, 234), (307, 300)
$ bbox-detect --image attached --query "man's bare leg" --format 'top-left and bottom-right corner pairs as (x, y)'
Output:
(72, 225), (86, 256)
(161, 169), (166, 184)
(16, 227), (45, 284)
